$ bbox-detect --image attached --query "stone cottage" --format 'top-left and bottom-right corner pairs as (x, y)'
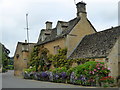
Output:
(14, 40), (35, 76)
(36, 1), (96, 58)
(69, 26), (120, 78)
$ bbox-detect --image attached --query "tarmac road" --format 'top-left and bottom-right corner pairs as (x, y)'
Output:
(2, 70), (87, 88)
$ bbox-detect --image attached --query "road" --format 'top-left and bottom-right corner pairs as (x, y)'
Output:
(2, 70), (88, 88)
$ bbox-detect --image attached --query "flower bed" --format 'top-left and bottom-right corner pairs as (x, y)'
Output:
(23, 61), (115, 87)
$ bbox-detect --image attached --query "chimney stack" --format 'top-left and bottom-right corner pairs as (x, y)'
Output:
(45, 21), (52, 30)
(76, 1), (87, 17)
(25, 40), (27, 43)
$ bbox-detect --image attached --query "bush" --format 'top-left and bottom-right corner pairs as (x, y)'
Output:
(22, 61), (115, 87)
(8, 65), (14, 70)
(73, 61), (113, 86)
(52, 67), (67, 74)
(100, 76), (114, 84)
(24, 66), (36, 73)
(2, 68), (7, 73)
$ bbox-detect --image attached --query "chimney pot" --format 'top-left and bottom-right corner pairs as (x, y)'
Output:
(45, 21), (52, 30)
(76, 1), (87, 17)
(25, 40), (27, 43)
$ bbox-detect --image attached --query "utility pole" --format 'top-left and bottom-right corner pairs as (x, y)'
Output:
(25, 13), (29, 52)
(26, 13), (29, 44)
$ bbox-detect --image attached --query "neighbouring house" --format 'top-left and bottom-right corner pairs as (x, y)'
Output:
(14, 40), (35, 76)
(36, 1), (96, 58)
(69, 26), (120, 78)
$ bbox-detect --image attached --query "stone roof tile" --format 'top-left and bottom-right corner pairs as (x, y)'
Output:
(69, 26), (120, 59)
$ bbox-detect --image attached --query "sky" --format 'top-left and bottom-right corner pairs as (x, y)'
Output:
(0, 0), (119, 57)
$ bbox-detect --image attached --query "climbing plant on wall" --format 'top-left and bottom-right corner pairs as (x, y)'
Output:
(29, 45), (49, 72)
(29, 47), (95, 72)
(48, 48), (72, 68)
(29, 46), (40, 72)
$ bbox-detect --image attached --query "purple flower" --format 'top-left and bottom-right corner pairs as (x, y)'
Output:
(54, 74), (59, 79)
(61, 72), (67, 79)
(41, 72), (48, 78)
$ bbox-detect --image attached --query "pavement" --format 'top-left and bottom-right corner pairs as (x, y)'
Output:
(2, 70), (93, 88)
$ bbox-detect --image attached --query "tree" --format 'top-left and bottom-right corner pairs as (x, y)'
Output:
(0, 43), (10, 71)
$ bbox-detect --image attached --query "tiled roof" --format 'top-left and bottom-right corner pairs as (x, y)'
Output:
(36, 17), (80, 45)
(69, 26), (120, 59)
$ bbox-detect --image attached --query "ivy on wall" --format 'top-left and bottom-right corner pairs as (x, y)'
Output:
(29, 45), (49, 72)
(48, 48), (70, 68)
(29, 46), (95, 72)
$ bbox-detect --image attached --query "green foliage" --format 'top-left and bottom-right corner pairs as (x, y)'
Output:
(100, 76), (114, 84)
(52, 67), (67, 74)
(29, 47), (95, 72)
(74, 61), (109, 77)
(67, 67), (76, 76)
(2, 68), (7, 73)
(49, 48), (72, 68)
(8, 65), (14, 70)
(23, 60), (114, 87)
(24, 66), (36, 73)
(1, 43), (10, 70)
(75, 58), (95, 64)
(73, 61), (114, 86)
(29, 46), (49, 72)
(30, 47), (39, 66)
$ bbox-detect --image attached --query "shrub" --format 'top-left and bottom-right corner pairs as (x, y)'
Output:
(100, 76), (114, 84)
(41, 72), (48, 78)
(73, 61), (113, 86)
(24, 66), (36, 73)
(52, 67), (67, 74)
(8, 65), (14, 70)
(2, 68), (7, 73)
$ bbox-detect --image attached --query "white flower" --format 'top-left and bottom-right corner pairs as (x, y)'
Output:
(29, 66), (32, 69)
(25, 71), (27, 73)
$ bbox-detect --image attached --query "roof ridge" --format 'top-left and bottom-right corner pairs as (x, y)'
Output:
(85, 25), (120, 37)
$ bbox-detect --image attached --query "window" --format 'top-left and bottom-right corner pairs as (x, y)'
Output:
(54, 45), (61, 54)
(22, 45), (28, 52)
(16, 54), (19, 59)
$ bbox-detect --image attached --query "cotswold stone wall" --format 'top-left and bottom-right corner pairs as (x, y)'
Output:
(14, 43), (35, 76)
(107, 39), (119, 78)
(66, 15), (96, 58)
(42, 38), (66, 55)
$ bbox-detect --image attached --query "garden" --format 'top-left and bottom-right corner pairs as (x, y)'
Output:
(23, 47), (115, 87)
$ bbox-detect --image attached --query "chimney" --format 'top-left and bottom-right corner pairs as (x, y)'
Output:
(45, 21), (52, 30)
(25, 40), (27, 43)
(76, 1), (87, 17)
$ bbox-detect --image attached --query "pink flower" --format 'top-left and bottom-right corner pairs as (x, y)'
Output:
(97, 68), (100, 70)
(94, 69), (97, 71)
(108, 68), (111, 70)
(92, 71), (95, 74)
(89, 71), (92, 73)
